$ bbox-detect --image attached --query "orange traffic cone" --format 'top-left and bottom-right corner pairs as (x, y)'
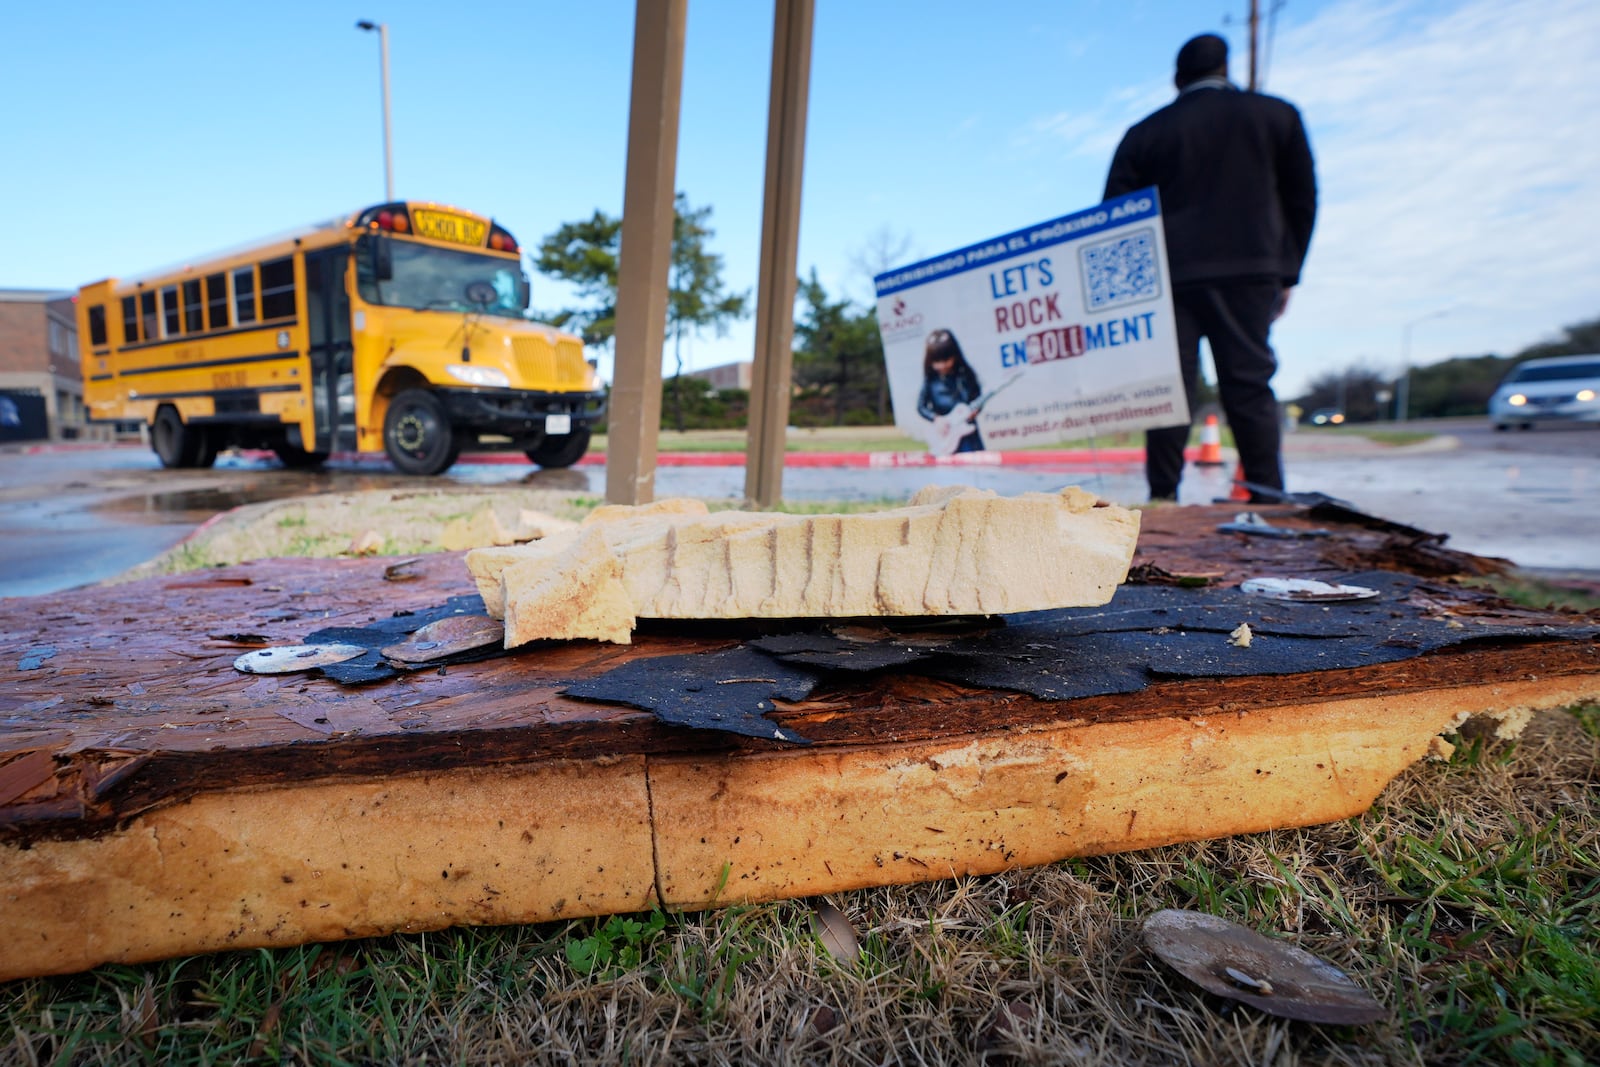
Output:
(1195, 414), (1224, 466)
(1229, 461), (1252, 502)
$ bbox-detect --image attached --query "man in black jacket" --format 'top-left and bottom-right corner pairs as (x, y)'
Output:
(1104, 33), (1317, 502)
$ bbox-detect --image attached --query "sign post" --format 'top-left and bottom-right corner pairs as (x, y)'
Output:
(875, 189), (1187, 456)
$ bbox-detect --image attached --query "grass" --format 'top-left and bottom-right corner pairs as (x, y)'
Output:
(1305, 425), (1435, 447)
(592, 425), (1154, 455)
(5, 705), (1595, 1065)
(1344, 430), (1434, 447)
(586, 423), (1446, 455)
(591, 426), (928, 455)
(1464, 571), (1600, 614)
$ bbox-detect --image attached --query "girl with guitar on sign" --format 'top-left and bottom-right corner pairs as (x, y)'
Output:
(919, 328), (1026, 456)
(917, 329), (986, 454)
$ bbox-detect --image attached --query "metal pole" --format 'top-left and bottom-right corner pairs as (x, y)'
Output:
(1396, 309), (1450, 422)
(357, 21), (395, 200)
(606, 0), (687, 505)
(379, 24), (394, 201)
(743, 0), (815, 508)
(1396, 324), (1413, 422)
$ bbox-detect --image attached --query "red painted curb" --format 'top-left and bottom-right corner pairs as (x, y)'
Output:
(489, 449), (1155, 468)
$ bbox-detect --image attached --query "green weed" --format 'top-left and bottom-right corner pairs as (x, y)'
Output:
(563, 911), (668, 980)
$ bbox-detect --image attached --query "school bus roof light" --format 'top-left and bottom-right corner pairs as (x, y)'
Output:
(374, 209), (410, 233)
(488, 225), (519, 254)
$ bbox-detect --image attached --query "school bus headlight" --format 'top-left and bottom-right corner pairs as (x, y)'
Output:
(447, 364), (510, 388)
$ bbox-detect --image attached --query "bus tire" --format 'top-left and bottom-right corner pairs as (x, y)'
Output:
(384, 389), (459, 475)
(153, 406), (201, 469)
(274, 445), (329, 469)
(524, 426), (592, 469)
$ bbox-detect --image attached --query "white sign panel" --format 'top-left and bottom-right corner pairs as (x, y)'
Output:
(874, 189), (1186, 455)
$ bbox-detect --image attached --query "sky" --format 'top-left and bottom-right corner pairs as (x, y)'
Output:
(4, 0), (1597, 399)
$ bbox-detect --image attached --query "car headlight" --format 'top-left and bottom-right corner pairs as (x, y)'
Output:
(1508, 393), (1527, 407)
(447, 363), (510, 388)
(1578, 389), (1596, 402)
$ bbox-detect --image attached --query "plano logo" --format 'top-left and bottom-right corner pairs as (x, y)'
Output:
(877, 296), (925, 340)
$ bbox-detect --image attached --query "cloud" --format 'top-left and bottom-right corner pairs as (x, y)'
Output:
(1023, 81), (1170, 162)
(1025, 0), (1600, 393)
(1259, 0), (1600, 388)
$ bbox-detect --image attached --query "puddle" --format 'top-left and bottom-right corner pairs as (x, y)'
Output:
(95, 485), (296, 521)
(88, 469), (435, 524)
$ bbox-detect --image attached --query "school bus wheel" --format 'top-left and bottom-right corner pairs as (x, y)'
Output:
(524, 425), (592, 469)
(383, 388), (461, 476)
(152, 405), (217, 470)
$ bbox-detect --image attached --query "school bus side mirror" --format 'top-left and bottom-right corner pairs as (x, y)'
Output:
(372, 236), (394, 281)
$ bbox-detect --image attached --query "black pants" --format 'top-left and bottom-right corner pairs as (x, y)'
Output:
(1146, 280), (1284, 500)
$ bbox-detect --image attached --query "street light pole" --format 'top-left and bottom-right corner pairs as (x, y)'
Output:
(1248, 0), (1260, 91)
(1395, 309), (1451, 422)
(356, 20), (394, 201)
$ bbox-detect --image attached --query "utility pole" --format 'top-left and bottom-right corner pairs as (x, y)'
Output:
(1248, 0), (1260, 90)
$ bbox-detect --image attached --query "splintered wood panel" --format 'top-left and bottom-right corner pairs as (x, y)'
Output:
(1, 503), (1596, 980)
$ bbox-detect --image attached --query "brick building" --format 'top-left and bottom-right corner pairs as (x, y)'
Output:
(0, 288), (92, 441)
(686, 359), (753, 391)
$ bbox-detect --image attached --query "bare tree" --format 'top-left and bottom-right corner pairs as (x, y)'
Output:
(846, 227), (915, 419)
(847, 226), (915, 302)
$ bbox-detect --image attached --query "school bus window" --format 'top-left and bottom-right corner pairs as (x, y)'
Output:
(161, 285), (180, 337)
(88, 305), (108, 347)
(260, 257), (295, 320)
(206, 273), (228, 330)
(183, 279), (204, 333)
(233, 266), (257, 324)
(140, 291), (158, 340)
(121, 296), (138, 344)
(354, 234), (530, 316)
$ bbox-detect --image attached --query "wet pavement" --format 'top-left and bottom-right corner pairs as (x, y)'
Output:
(0, 423), (1595, 599)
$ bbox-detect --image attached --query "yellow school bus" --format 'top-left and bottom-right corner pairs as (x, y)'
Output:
(75, 201), (605, 475)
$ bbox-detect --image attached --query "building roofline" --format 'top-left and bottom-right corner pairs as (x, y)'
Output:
(0, 289), (75, 303)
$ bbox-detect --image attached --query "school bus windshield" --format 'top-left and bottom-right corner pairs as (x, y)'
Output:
(356, 236), (529, 317)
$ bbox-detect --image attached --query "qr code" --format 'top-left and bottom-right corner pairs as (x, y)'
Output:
(1080, 228), (1160, 311)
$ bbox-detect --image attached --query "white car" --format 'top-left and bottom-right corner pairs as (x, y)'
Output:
(1489, 354), (1600, 430)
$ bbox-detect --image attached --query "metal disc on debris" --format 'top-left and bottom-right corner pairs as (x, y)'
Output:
(1142, 909), (1386, 1024)
(381, 614), (505, 664)
(233, 644), (371, 674)
(1240, 577), (1380, 603)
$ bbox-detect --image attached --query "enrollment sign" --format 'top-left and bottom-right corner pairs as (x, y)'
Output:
(874, 188), (1186, 456)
